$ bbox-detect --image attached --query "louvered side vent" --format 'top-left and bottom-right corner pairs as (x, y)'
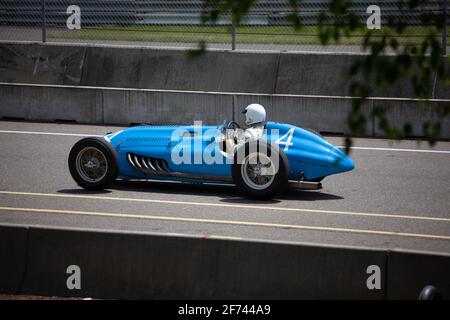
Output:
(126, 153), (170, 174)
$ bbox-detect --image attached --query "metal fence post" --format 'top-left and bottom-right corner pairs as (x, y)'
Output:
(41, 0), (47, 43)
(231, 4), (236, 50)
(232, 19), (236, 50)
(443, 0), (448, 55)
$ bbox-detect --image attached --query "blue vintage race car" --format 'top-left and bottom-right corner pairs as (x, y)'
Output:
(68, 121), (355, 199)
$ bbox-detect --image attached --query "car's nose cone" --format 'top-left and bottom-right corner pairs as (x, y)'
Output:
(337, 154), (355, 172)
(329, 147), (355, 174)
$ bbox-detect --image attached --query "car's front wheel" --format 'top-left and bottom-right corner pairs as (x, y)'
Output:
(232, 141), (289, 199)
(68, 137), (119, 190)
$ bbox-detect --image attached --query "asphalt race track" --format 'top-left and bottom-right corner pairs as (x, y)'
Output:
(1, 120), (449, 254)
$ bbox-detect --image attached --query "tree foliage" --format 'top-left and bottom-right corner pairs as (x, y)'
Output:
(192, 0), (449, 153)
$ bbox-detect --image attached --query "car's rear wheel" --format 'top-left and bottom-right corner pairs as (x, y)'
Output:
(232, 141), (289, 199)
(68, 137), (119, 190)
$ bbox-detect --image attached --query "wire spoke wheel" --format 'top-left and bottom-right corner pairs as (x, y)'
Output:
(241, 153), (275, 190)
(69, 137), (120, 190)
(75, 147), (108, 183)
(232, 141), (289, 199)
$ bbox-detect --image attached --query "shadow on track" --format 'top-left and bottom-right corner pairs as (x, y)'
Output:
(112, 179), (242, 198)
(221, 190), (343, 204)
(58, 179), (343, 204)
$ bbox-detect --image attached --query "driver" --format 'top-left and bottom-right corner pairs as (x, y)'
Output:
(224, 103), (266, 155)
(241, 103), (266, 142)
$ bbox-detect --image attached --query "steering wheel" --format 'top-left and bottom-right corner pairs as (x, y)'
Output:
(226, 121), (241, 129)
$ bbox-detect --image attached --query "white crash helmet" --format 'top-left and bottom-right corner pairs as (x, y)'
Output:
(242, 103), (266, 126)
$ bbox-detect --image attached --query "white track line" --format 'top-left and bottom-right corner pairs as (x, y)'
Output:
(0, 129), (449, 153)
(1, 190), (449, 223)
(1, 206), (449, 241)
(337, 146), (450, 154)
(0, 130), (103, 137)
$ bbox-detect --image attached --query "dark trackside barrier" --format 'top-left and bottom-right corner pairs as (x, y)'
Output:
(0, 225), (28, 293)
(0, 224), (449, 299)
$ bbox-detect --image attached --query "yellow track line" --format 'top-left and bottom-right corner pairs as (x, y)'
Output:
(0, 190), (449, 223)
(0, 206), (449, 241)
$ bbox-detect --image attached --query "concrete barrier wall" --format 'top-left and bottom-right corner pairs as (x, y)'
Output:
(20, 226), (386, 299)
(1, 42), (448, 99)
(1, 84), (103, 123)
(102, 89), (234, 125)
(1, 224), (449, 299)
(1, 83), (449, 138)
(81, 47), (281, 93)
(275, 52), (449, 98)
(387, 250), (450, 299)
(0, 225), (28, 293)
(0, 43), (86, 86)
(373, 98), (450, 138)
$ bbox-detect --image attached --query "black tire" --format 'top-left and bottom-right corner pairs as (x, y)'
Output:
(232, 141), (289, 199)
(68, 137), (119, 190)
(418, 285), (443, 300)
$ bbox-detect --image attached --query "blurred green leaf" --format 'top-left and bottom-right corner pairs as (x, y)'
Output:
(186, 41), (207, 58)
(196, 0), (449, 153)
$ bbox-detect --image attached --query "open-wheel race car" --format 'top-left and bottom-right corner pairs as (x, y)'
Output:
(68, 120), (355, 199)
